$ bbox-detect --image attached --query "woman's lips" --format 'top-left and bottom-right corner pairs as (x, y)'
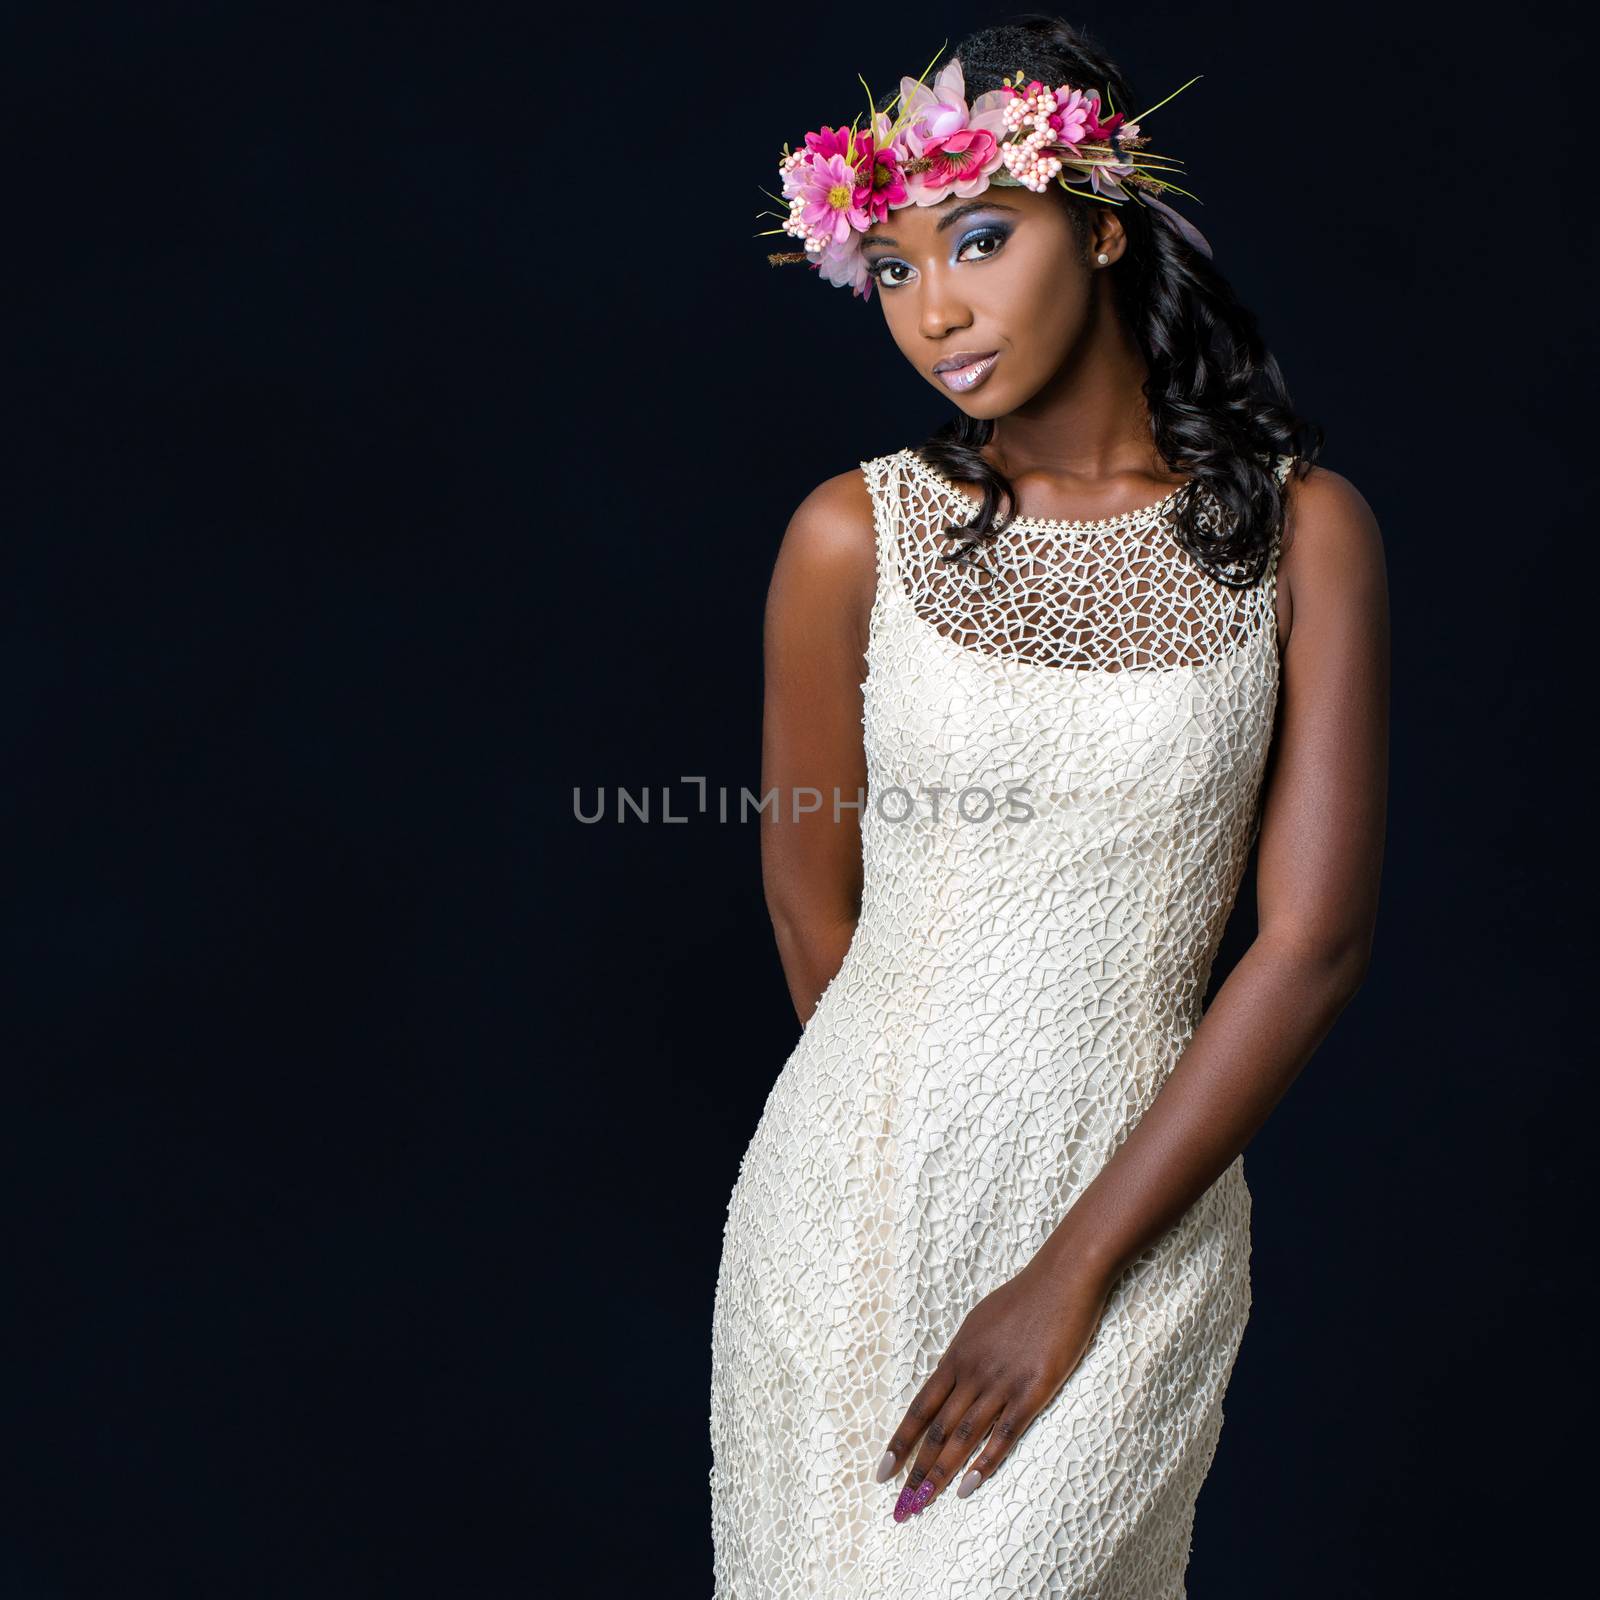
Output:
(933, 351), (1000, 394)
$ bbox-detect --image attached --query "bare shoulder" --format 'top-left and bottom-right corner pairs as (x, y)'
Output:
(766, 465), (879, 654)
(1277, 462), (1389, 641)
(777, 465), (877, 574)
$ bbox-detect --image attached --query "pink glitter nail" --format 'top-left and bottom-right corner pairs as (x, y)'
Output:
(893, 1476), (936, 1521)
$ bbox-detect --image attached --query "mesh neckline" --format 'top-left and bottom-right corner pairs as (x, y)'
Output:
(901, 447), (1191, 535)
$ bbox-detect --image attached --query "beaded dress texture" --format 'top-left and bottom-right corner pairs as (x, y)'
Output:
(709, 446), (1295, 1598)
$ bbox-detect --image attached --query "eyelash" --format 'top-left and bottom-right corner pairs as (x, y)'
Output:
(867, 225), (1012, 289)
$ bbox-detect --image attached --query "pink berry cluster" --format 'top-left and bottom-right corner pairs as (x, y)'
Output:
(999, 81), (1095, 193)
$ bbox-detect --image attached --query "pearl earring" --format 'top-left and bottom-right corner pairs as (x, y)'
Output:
(1096, 252), (1110, 265)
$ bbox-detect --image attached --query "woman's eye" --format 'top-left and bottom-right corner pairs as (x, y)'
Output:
(957, 229), (1008, 263)
(872, 260), (914, 288)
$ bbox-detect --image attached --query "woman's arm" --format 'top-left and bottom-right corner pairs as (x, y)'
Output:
(875, 464), (1390, 1517)
(759, 468), (878, 1027)
(1035, 464), (1390, 1286)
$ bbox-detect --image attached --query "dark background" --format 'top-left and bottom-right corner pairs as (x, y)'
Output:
(4, 0), (1592, 1594)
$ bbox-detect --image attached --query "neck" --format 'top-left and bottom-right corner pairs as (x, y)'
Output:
(987, 287), (1173, 487)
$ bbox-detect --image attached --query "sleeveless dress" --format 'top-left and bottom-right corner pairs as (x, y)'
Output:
(709, 446), (1295, 1599)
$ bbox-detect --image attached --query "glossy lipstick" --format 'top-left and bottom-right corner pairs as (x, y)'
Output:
(933, 350), (999, 394)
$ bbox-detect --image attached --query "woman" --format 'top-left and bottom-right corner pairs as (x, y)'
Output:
(710, 17), (1388, 1597)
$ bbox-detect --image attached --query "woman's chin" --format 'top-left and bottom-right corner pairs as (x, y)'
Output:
(950, 391), (1013, 422)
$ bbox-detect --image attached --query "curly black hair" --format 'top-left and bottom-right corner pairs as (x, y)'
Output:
(909, 15), (1323, 585)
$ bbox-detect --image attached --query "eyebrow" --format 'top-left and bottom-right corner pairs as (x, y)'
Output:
(862, 200), (1021, 252)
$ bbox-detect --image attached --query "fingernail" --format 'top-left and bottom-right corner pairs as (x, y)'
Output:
(874, 1451), (897, 1484)
(891, 1477), (919, 1522)
(893, 1475), (935, 1521)
(956, 1468), (982, 1499)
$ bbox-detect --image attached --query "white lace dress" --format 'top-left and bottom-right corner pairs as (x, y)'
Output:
(709, 446), (1294, 1598)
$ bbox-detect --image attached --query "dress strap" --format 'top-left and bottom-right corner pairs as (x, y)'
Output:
(858, 450), (911, 600)
(1266, 452), (1296, 584)
(1256, 452), (1297, 638)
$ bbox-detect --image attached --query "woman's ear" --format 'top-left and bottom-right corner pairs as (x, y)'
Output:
(1091, 211), (1129, 266)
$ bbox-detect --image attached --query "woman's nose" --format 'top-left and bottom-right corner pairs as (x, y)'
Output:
(917, 268), (973, 339)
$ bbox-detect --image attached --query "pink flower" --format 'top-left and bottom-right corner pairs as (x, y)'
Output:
(896, 62), (1010, 205)
(897, 60), (972, 156)
(784, 116), (907, 226)
(1072, 100), (1142, 201)
(796, 152), (871, 246)
(852, 118), (909, 223)
(1086, 161), (1134, 201)
(910, 126), (1003, 201)
(803, 124), (858, 163)
(1082, 92), (1128, 142)
(816, 236), (873, 299)
(1051, 87), (1095, 147)
(969, 88), (1014, 124)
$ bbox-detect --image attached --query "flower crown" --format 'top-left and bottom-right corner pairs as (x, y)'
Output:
(762, 48), (1209, 299)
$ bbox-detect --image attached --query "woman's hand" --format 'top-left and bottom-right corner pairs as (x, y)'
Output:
(876, 1251), (1115, 1522)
